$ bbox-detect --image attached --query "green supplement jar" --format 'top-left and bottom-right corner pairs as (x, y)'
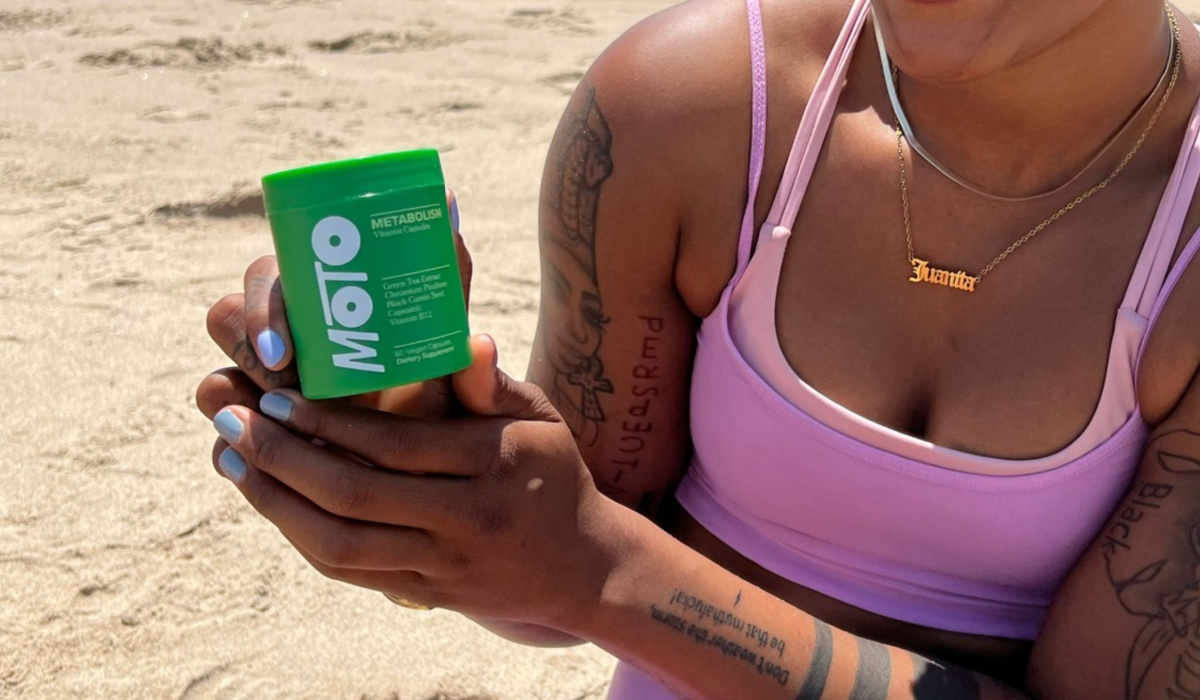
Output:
(262, 150), (470, 399)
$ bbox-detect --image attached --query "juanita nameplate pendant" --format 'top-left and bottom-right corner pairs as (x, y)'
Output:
(908, 258), (978, 293)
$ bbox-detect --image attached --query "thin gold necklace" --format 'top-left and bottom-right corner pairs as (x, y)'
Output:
(877, 8), (1177, 203)
(899, 5), (1182, 293)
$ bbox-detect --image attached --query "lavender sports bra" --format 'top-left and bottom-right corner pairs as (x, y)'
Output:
(674, 0), (1200, 641)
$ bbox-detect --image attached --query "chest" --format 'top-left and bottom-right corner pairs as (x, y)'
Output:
(768, 110), (1178, 458)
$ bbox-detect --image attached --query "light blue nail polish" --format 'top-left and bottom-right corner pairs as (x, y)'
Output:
(256, 329), (286, 369)
(218, 448), (247, 483)
(260, 392), (293, 422)
(449, 197), (460, 232)
(213, 409), (244, 444)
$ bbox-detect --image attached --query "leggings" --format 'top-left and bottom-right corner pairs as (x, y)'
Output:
(606, 662), (681, 699)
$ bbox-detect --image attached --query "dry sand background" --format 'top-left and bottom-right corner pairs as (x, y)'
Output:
(0, 0), (673, 698)
(6, 1), (1200, 698)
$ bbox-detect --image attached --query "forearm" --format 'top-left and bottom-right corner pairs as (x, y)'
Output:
(469, 617), (586, 648)
(573, 506), (1026, 700)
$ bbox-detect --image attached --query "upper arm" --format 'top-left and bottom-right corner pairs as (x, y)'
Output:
(524, 3), (753, 512)
(1028, 369), (1200, 699)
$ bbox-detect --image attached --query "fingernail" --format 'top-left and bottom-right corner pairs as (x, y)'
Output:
(218, 448), (247, 483)
(449, 197), (460, 232)
(256, 329), (286, 369)
(213, 409), (244, 444)
(260, 391), (293, 422)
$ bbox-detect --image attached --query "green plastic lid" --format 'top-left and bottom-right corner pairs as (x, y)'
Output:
(261, 149), (444, 214)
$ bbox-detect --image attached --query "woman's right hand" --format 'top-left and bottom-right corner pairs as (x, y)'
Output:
(197, 192), (583, 647)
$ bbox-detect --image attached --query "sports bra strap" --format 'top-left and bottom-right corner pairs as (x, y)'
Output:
(765, 0), (871, 231)
(1125, 94), (1200, 314)
(1137, 221), (1200, 369)
(731, 0), (769, 285)
(1131, 80), (1200, 376)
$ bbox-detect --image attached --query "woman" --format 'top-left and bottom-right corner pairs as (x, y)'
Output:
(197, 0), (1200, 697)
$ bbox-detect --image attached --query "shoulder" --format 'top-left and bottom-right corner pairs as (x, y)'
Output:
(1140, 43), (1200, 426)
(574, 0), (850, 315)
(583, 0), (846, 142)
(1135, 36), (1200, 425)
(1139, 222), (1200, 425)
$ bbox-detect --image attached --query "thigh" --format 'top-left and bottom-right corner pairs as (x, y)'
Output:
(606, 662), (682, 700)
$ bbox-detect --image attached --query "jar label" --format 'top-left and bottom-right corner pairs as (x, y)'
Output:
(268, 183), (470, 398)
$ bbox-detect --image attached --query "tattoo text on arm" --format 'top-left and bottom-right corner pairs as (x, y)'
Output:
(1103, 430), (1200, 700)
(605, 315), (665, 502)
(645, 588), (983, 699)
(650, 588), (792, 687)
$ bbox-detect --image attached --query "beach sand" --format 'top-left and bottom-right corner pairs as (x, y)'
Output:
(0, 1), (669, 697)
(4, 1), (1200, 698)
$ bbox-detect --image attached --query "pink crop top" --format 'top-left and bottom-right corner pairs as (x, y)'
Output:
(673, 0), (1200, 641)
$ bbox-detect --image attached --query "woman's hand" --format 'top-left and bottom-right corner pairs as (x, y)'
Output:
(204, 335), (628, 634)
(197, 190), (597, 644)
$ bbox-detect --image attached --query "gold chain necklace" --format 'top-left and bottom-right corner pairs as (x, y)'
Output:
(880, 13), (1177, 203)
(899, 5), (1182, 293)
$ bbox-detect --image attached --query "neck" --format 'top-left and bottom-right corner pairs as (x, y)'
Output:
(892, 2), (1174, 197)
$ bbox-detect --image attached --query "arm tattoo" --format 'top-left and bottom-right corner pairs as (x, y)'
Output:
(545, 87), (615, 447)
(796, 620), (983, 699)
(650, 589), (792, 687)
(1103, 430), (1200, 700)
(649, 588), (990, 698)
(850, 637), (891, 700)
(796, 618), (833, 699)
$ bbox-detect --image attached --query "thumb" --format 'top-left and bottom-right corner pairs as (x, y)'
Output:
(452, 334), (557, 421)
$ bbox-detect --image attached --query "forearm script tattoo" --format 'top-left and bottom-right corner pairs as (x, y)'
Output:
(651, 589), (792, 687)
(1104, 430), (1200, 700)
(545, 88), (615, 447)
(648, 588), (983, 699)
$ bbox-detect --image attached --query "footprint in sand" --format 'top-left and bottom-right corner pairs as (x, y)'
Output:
(228, 0), (328, 5)
(256, 91), (342, 112)
(0, 9), (69, 33)
(152, 182), (265, 219)
(79, 37), (287, 70)
(140, 105), (212, 124)
(506, 7), (596, 36)
(441, 101), (484, 112)
(63, 25), (137, 38)
(177, 663), (236, 700)
(308, 25), (466, 54)
(88, 272), (147, 290)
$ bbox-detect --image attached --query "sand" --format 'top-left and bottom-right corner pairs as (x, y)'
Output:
(0, 1), (671, 698)
(6, 1), (1200, 698)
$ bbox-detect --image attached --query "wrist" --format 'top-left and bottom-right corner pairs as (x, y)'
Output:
(566, 494), (669, 642)
(470, 617), (586, 648)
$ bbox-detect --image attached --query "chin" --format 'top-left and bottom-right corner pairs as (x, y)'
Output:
(886, 47), (1001, 84)
(871, 0), (1023, 84)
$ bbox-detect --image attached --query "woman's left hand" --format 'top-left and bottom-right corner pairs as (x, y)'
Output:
(206, 334), (626, 632)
